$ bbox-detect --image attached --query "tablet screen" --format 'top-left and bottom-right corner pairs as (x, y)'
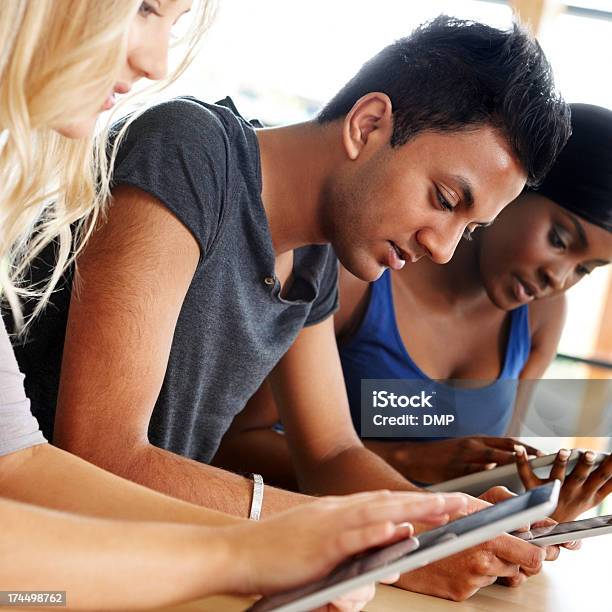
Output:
(516, 514), (612, 541)
(412, 481), (555, 550)
(247, 537), (420, 612)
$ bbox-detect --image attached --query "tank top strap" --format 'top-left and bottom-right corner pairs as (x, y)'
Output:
(501, 304), (532, 378)
(345, 269), (396, 347)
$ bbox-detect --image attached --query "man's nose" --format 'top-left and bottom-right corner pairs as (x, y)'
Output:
(418, 222), (465, 265)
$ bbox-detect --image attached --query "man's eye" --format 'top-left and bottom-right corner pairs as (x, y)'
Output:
(548, 227), (566, 250)
(436, 188), (454, 212)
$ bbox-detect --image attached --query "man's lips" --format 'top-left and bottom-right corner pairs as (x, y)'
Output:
(389, 241), (423, 264)
(387, 241), (406, 270)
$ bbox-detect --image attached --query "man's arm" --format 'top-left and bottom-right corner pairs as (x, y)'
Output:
(270, 316), (421, 494)
(212, 381), (300, 490)
(54, 185), (308, 516)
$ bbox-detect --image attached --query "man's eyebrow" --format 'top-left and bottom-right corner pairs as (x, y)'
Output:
(449, 175), (474, 208)
(562, 211), (588, 249)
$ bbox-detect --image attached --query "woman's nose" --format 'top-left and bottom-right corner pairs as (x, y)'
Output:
(128, 35), (170, 82)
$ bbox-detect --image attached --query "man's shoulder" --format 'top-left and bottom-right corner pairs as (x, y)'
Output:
(117, 96), (245, 152)
(146, 96), (232, 122)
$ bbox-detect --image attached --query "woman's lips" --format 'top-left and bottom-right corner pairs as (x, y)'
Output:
(512, 275), (536, 304)
(387, 241), (406, 270)
(101, 92), (116, 111)
(101, 83), (132, 112)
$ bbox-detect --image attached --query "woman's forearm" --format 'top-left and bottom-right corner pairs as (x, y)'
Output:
(0, 496), (235, 610)
(0, 444), (242, 526)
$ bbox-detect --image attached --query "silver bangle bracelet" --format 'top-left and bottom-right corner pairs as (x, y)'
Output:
(249, 473), (264, 520)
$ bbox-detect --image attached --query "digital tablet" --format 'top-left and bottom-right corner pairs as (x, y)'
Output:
(514, 514), (612, 546)
(247, 481), (560, 612)
(428, 449), (608, 497)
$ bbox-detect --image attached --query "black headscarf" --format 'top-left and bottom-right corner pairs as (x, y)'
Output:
(535, 103), (612, 232)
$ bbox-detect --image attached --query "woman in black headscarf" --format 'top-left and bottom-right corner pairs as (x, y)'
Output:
(469, 103), (612, 519)
(214, 104), (612, 523)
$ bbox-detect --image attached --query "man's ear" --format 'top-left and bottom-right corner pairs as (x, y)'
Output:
(342, 92), (393, 160)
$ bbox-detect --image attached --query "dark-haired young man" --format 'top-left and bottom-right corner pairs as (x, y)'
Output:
(15, 17), (570, 600)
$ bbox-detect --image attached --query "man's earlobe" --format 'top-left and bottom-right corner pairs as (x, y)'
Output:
(343, 118), (363, 160)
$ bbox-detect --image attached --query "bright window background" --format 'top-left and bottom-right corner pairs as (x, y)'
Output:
(166, 0), (514, 123)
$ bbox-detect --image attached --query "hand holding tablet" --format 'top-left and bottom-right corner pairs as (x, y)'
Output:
(248, 482), (560, 612)
(429, 448), (609, 499)
(514, 446), (612, 522)
(230, 490), (466, 608)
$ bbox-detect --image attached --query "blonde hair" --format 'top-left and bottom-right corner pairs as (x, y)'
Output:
(0, 0), (215, 330)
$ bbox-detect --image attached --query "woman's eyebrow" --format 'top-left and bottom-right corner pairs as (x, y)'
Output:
(562, 211), (588, 248)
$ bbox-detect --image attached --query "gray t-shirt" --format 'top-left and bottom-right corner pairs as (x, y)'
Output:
(13, 97), (338, 464)
(0, 318), (46, 456)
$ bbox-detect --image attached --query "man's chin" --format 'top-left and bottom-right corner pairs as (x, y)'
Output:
(344, 259), (386, 283)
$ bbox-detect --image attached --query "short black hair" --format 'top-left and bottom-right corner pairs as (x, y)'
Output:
(317, 15), (571, 187)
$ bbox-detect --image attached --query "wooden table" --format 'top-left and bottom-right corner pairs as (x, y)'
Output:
(163, 534), (612, 612)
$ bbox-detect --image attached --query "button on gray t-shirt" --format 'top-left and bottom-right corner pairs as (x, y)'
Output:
(109, 97), (339, 462)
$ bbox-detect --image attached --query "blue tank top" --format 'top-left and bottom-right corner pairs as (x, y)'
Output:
(339, 270), (531, 439)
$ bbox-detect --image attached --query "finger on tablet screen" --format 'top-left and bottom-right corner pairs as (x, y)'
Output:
(565, 451), (596, 488)
(549, 449), (571, 483)
(585, 453), (612, 497)
(514, 445), (540, 488)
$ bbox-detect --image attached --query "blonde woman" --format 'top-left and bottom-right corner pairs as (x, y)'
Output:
(0, 1), (467, 609)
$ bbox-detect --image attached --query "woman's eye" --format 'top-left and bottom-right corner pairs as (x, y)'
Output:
(576, 265), (590, 276)
(548, 227), (566, 250)
(138, 1), (156, 17)
(436, 188), (454, 212)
